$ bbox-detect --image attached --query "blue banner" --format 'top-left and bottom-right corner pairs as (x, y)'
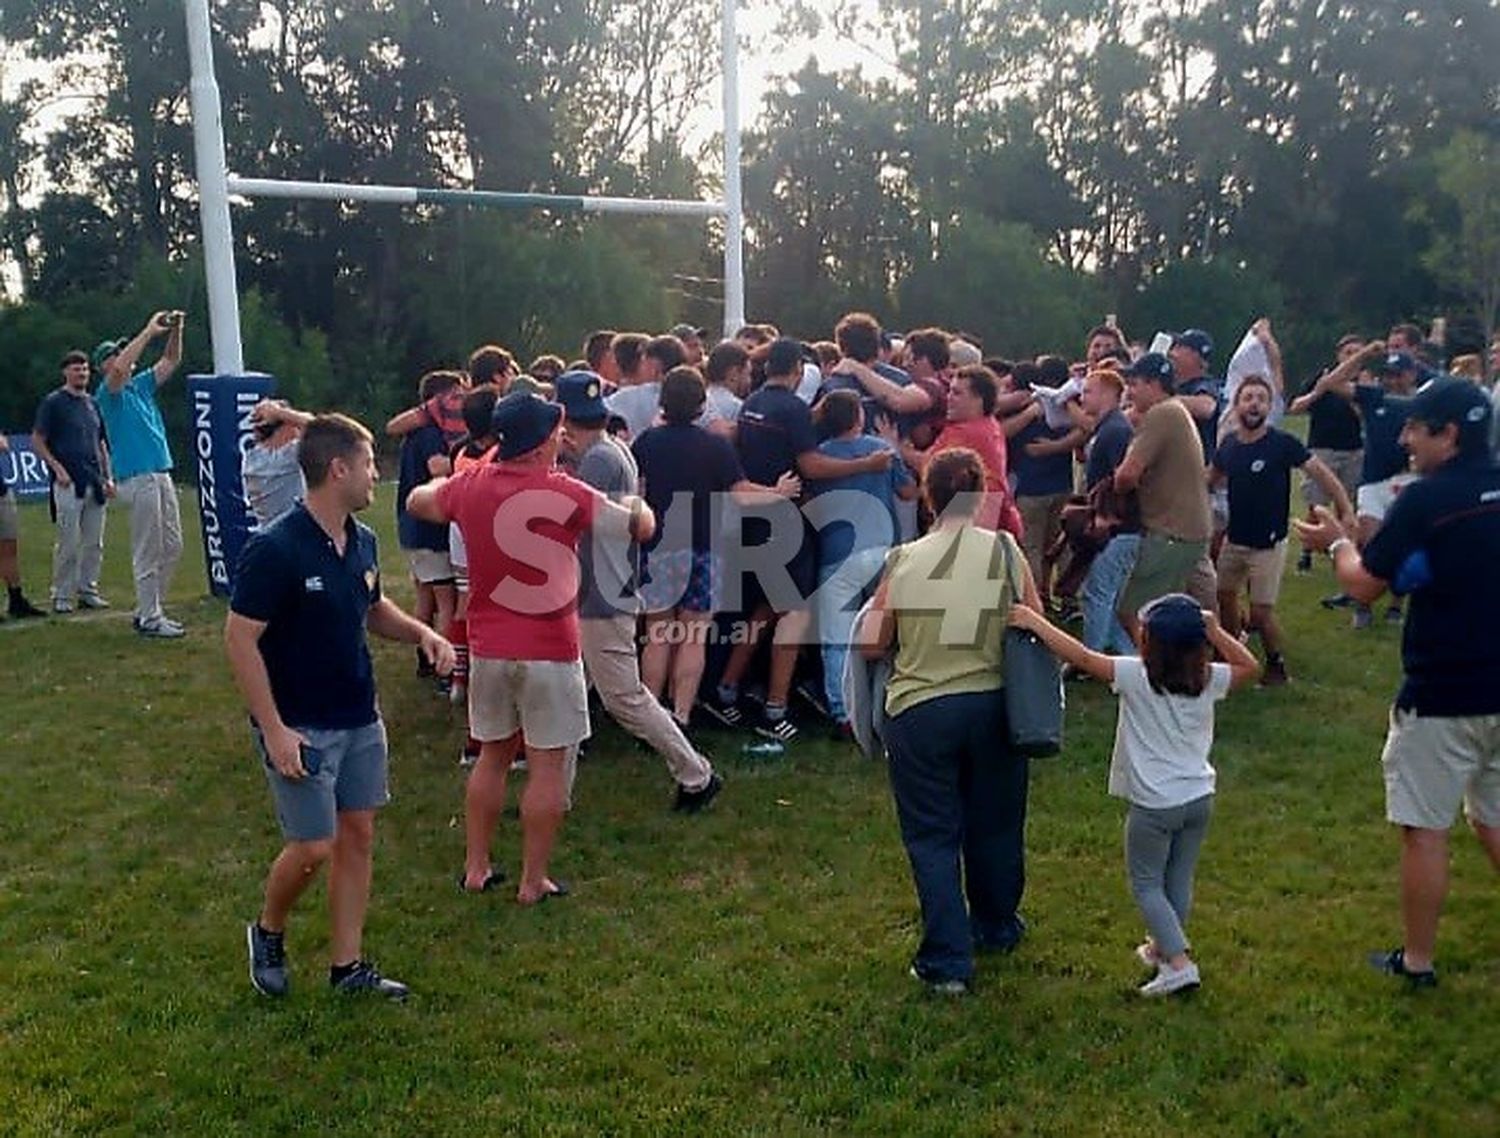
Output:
(188, 374), (276, 596)
(1, 434), (53, 500)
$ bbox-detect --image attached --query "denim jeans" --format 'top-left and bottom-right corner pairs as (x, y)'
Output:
(884, 689), (1029, 983)
(815, 546), (887, 722)
(1082, 532), (1140, 654)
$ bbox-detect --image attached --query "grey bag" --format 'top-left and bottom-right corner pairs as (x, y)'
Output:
(998, 537), (1065, 757)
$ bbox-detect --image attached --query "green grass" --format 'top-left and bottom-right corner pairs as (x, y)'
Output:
(1, 488), (1497, 1135)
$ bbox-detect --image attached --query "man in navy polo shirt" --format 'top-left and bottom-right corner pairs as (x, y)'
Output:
(1297, 378), (1500, 990)
(227, 414), (454, 1000)
(1211, 376), (1352, 685)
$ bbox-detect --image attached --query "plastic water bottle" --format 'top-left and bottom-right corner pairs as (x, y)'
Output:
(740, 739), (786, 760)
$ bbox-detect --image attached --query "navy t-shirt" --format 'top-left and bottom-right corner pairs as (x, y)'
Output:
(230, 504), (382, 730)
(817, 362), (911, 434)
(1086, 408), (1133, 489)
(1304, 387), (1363, 451)
(1176, 374), (1223, 465)
(632, 423), (744, 555)
(1012, 418), (1075, 497)
(1354, 384), (1412, 484)
(1212, 428), (1310, 549)
(34, 389), (105, 489)
(737, 384), (819, 484)
(396, 423), (450, 552)
(1361, 459), (1500, 715)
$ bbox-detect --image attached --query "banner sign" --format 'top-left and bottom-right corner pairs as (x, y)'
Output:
(1, 434), (53, 500)
(188, 373), (276, 596)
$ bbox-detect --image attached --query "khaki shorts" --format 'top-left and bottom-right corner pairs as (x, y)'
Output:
(1216, 540), (1288, 607)
(406, 547), (454, 584)
(1120, 532), (1207, 616)
(0, 493), (16, 541)
(1381, 709), (1500, 829)
(1356, 473), (1418, 523)
(1304, 448), (1361, 507)
(469, 656), (590, 750)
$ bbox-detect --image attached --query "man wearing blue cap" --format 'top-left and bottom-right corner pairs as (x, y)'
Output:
(1297, 378), (1500, 990)
(555, 370), (722, 813)
(409, 391), (658, 902)
(95, 310), (187, 638)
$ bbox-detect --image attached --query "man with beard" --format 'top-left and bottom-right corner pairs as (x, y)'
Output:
(1211, 377), (1353, 684)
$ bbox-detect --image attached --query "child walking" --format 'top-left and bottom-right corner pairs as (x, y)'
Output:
(1009, 593), (1261, 995)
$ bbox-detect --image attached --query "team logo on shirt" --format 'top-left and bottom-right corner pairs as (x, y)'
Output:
(1250, 459), (1266, 473)
(304, 576), (324, 592)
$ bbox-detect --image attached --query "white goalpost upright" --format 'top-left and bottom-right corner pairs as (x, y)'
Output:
(182, 0), (748, 376)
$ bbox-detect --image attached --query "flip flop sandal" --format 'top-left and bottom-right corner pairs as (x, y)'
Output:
(456, 868), (507, 894)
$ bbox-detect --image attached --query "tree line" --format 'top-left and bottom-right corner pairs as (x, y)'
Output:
(2, 0), (1497, 442)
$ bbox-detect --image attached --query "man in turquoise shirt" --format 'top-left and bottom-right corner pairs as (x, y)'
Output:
(95, 310), (186, 639)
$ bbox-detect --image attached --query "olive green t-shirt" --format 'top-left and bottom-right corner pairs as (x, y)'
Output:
(883, 525), (1020, 718)
(1131, 399), (1212, 542)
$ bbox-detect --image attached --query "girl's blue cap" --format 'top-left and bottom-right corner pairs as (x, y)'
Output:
(1140, 593), (1207, 644)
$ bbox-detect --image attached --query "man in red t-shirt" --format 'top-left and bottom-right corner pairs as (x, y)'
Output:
(409, 392), (655, 905)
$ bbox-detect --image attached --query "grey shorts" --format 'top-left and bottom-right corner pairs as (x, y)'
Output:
(254, 719), (390, 842)
(1381, 709), (1500, 829)
(0, 493), (16, 541)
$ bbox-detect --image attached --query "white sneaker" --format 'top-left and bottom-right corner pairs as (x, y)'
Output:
(137, 618), (186, 640)
(78, 591), (111, 609)
(1139, 959), (1200, 997)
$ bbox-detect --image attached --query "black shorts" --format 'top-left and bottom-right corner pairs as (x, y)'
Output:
(731, 514), (817, 613)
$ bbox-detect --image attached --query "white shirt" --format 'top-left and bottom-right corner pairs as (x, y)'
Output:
(1108, 656), (1230, 809)
(697, 384), (743, 428)
(794, 362), (822, 404)
(605, 382), (662, 440)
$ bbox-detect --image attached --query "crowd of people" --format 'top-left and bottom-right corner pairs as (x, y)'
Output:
(15, 306), (1499, 1004)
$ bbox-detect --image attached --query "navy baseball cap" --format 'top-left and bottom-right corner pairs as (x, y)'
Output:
(1373, 351), (1418, 375)
(1172, 329), (1214, 359)
(1140, 593), (1208, 645)
(554, 370), (608, 421)
(1122, 352), (1175, 386)
(491, 391), (563, 459)
(1404, 377), (1494, 458)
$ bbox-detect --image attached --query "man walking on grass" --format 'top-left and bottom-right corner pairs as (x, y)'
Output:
(228, 414), (454, 1000)
(94, 311), (187, 638)
(1297, 379), (1500, 990)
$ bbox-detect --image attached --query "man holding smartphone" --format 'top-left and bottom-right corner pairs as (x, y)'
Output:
(226, 414), (454, 1000)
(94, 310), (187, 637)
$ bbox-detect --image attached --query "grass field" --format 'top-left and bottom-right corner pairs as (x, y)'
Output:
(1, 488), (1497, 1136)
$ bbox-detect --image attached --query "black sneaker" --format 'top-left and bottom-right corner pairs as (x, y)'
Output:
(909, 965), (971, 996)
(1261, 658), (1290, 687)
(793, 679), (833, 722)
(698, 695), (744, 729)
(755, 709), (799, 743)
(1320, 593), (1354, 610)
(673, 771), (724, 813)
(8, 594), (45, 619)
(1295, 550), (1313, 574)
(1384, 604), (1404, 626)
(1368, 947), (1436, 989)
(246, 922), (289, 997)
(330, 960), (409, 1001)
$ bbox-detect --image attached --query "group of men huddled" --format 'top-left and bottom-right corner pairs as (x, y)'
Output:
(19, 304), (1496, 1000)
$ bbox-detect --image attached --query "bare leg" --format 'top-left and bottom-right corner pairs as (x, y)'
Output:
(518, 744), (568, 903)
(640, 610), (675, 701)
(672, 610), (714, 721)
(258, 838), (334, 932)
(1217, 590), (1242, 639)
(463, 735), (520, 888)
(1473, 821), (1500, 872)
(1251, 603), (1283, 658)
(328, 810), (375, 966)
(413, 580), (435, 628)
(432, 582), (457, 639)
(719, 603), (774, 690)
(1398, 825), (1449, 972)
(767, 609), (810, 706)
(0, 538), (20, 587)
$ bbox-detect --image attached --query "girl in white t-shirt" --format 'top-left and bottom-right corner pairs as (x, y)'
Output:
(1009, 594), (1261, 996)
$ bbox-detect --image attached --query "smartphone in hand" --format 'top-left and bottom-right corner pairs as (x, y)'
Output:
(299, 743), (323, 777)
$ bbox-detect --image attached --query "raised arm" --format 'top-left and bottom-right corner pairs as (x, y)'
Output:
(106, 312), (171, 393)
(1007, 600), (1115, 683)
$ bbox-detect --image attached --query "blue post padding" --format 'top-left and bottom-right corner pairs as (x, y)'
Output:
(187, 373), (276, 596)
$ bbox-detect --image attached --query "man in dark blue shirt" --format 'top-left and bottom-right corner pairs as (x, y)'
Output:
(1288, 335), (1369, 574)
(1296, 378), (1500, 990)
(1211, 376), (1352, 684)
(1078, 369), (1138, 653)
(227, 414), (453, 1001)
(397, 371), (461, 684)
(705, 337), (891, 742)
